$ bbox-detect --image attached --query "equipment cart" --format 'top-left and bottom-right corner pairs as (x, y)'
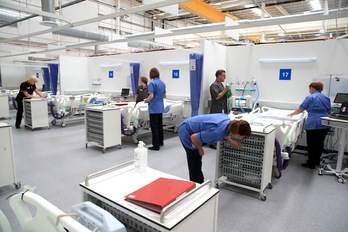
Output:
(0, 122), (21, 189)
(85, 105), (121, 153)
(23, 98), (49, 130)
(80, 161), (219, 232)
(215, 124), (275, 201)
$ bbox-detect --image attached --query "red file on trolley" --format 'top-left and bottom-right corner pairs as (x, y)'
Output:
(124, 177), (196, 213)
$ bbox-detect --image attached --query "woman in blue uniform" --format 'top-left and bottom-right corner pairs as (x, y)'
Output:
(178, 114), (251, 183)
(288, 82), (331, 169)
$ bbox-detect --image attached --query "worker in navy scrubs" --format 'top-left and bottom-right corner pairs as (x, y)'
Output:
(178, 114), (251, 183)
(288, 81), (331, 169)
(15, 76), (46, 129)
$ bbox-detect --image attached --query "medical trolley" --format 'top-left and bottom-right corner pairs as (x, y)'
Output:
(0, 122), (21, 189)
(80, 161), (219, 232)
(85, 105), (121, 153)
(215, 126), (275, 201)
(23, 98), (49, 130)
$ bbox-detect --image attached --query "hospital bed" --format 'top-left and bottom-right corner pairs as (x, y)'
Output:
(1, 190), (126, 232)
(119, 99), (185, 144)
(237, 106), (307, 178)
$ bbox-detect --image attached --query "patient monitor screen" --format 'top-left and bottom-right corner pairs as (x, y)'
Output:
(236, 99), (247, 107)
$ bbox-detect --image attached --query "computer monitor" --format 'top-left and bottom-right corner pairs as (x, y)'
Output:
(333, 93), (348, 104)
(121, 88), (130, 96)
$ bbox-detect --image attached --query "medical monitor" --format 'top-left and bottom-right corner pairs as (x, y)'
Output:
(121, 88), (130, 96)
(333, 93), (348, 104)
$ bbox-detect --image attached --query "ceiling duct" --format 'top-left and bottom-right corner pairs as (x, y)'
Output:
(40, 0), (109, 41)
(40, 0), (57, 26)
(0, 9), (21, 27)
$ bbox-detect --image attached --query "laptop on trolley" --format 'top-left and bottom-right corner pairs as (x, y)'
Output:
(329, 93), (348, 120)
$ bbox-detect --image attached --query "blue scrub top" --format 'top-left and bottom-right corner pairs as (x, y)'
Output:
(178, 114), (230, 149)
(148, 77), (166, 114)
(300, 90), (331, 130)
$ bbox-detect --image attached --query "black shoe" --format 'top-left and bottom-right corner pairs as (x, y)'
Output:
(15, 125), (20, 129)
(148, 146), (160, 151)
(301, 162), (315, 169)
(160, 143), (164, 147)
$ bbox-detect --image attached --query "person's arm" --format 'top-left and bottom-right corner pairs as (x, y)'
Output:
(144, 93), (153, 103)
(23, 90), (40, 99)
(215, 86), (230, 100)
(34, 88), (46, 98)
(224, 136), (242, 148)
(288, 108), (304, 117)
(190, 133), (204, 156)
(134, 94), (138, 102)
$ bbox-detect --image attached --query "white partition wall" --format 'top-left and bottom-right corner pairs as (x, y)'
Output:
(226, 39), (348, 109)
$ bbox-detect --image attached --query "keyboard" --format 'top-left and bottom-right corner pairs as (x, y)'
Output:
(329, 114), (348, 121)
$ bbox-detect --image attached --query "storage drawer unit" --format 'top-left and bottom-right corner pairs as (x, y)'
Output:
(23, 99), (49, 130)
(85, 106), (121, 153)
(215, 128), (275, 201)
(0, 122), (21, 189)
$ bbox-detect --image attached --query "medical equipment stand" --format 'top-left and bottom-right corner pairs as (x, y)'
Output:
(85, 105), (121, 153)
(215, 126), (275, 201)
(318, 117), (348, 183)
(23, 98), (49, 130)
(0, 122), (21, 189)
(80, 161), (219, 232)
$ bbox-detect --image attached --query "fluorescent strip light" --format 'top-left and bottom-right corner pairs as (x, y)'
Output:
(99, 63), (122, 67)
(259, 58), (317, 63)
(159, 61), (189, 66)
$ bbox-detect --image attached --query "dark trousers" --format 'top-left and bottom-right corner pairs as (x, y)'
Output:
(149, 113), (163, 148)
(306, 129), (329, 166)
(182, 144), (204, 184)
(15, 99), (23, 127)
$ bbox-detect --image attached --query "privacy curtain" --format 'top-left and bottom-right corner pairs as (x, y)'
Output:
(189, 53), (203, 117)
(130, 63), (140, 95)
(41, 67), (50, 91)
(48, 63), (59, 95)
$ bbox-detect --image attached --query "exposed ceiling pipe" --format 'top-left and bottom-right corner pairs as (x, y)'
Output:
(0, 0), (86, 29)
(0, 9), (21, 27)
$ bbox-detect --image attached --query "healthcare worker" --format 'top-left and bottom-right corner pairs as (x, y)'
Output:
(178, 114), (251, 183)
(288, 81), (331, 169)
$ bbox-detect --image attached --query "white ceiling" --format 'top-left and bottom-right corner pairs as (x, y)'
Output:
(0, 0), (347, 62)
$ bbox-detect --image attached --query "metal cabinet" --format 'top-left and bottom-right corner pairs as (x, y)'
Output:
(0, 122), (21, 189)
(215, 128), (275, 201)
(85, 105), (121, 153)
(23, 99), (49, 130)
(0, 95), (10, 119)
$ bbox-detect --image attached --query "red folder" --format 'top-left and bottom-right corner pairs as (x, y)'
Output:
(124, 177), (196, 213)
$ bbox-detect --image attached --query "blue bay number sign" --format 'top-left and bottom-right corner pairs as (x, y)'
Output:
(279, 69), (292, 80)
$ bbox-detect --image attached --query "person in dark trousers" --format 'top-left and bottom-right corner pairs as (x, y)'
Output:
(209, 69), (232, 149)
(178, 114), (252, 183)
(288, 81), (331, 169)
(210, 69), (231, 114)
(144, 68), (166, 151)
(15, 76), (46, 129)
(134, 76), (148, 104)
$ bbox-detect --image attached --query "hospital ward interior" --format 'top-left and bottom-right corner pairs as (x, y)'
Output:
(1, 0), (348, 231)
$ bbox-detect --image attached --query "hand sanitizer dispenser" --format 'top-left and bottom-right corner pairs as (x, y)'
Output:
(134, 141), (148, 172)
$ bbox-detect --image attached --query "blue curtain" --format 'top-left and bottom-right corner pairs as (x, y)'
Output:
(41, 67), (50, 91)
(48, 63), (59, 95)
(130, 63), (140, 95)
(189, 53), (203, 117)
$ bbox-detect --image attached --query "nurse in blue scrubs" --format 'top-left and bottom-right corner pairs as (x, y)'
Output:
(178, 114), (251, 183)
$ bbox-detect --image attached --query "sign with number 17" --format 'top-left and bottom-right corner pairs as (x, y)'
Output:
(279, 69), (292, 80)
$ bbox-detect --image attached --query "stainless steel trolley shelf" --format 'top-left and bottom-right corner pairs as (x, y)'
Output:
(215, 128), (276, 201)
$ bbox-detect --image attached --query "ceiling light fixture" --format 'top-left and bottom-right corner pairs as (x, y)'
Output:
(259, 58), (317, 63)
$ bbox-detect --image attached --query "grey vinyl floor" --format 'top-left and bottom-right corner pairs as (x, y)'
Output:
(1, 110), (348, 232)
